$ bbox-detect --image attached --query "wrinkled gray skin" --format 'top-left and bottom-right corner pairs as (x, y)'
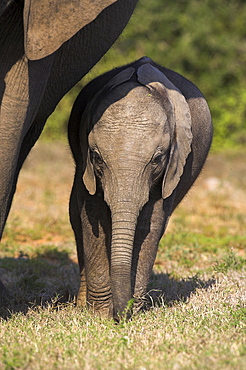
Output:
(68, 57), (213, 320)
(0, 0), (137, 298)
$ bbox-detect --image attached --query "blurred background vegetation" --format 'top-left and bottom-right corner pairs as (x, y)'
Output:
(42, 0), (246, 152)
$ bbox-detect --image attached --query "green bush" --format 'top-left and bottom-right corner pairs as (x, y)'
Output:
(211, 87), (246, 149)
(42, 0), (246, 151)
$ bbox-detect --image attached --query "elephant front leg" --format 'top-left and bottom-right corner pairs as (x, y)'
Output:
(72, 215), (87, 308)
(132, 197), (170, 311)
(81, 197), (113, 318)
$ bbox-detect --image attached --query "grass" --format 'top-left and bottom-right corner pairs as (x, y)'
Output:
(0, 142), (245, 369)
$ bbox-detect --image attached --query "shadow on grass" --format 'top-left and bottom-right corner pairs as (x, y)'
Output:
(0, 250), (80, 319)
(0, 252), (216, 319)
(146, 272), (216, 307)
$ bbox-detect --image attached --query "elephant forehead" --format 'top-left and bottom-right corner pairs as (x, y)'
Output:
(88, 87), (170, 159)
(95, 85), (167, 130)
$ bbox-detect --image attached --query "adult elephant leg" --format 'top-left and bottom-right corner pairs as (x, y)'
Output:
(0, 0), (54, 238)
(0, 2), (25, 237)
(81, 195), (112, 317)
(0, 56), (54, 239)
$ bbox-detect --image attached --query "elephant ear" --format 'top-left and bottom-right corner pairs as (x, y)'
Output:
(82, 150), (96, 195)
(81, 66), (135, 195)
(23, 0), (118, 60)
(79, 106), (96, 195)
(137, 64), (193, 199)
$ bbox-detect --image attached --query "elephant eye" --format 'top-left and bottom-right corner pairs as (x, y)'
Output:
(152, 152), (164, 166)
(151, 150), (169, 183)
(90, 149), (104, 168)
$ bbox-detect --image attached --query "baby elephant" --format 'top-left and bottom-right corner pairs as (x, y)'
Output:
(68, 57), (212, 320)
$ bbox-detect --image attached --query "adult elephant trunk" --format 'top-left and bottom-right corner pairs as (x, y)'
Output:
(109, 198), (142, 320)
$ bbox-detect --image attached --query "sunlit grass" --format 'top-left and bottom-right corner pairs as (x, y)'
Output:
(0, 275), (245, 369)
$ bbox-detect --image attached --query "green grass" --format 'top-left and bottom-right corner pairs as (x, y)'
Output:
(0, 290), (245, 369)
(0, 143), (245, 369)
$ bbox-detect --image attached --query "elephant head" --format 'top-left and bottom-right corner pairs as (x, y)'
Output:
(80, 61), (193, 319)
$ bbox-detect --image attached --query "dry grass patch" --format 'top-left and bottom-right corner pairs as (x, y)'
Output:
(0, 270), (245, 369)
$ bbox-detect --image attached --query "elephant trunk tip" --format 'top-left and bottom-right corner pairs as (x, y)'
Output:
(111, 277), (134, 322)
(113, 297), (134, 323)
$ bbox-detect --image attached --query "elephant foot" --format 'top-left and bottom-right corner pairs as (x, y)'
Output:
(133, 285), (150, 313)
(132, 295), (148, 314)
(88, 301), (113, 319)
(86, 287), (113, 318)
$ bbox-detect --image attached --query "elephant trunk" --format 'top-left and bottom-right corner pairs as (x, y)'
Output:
(109, 200), (141, 320)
